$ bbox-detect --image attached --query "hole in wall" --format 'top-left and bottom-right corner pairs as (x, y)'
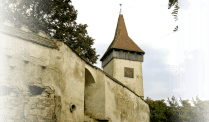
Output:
(94, 119), (109, 122)
(41, 66), (46, 70)
(70, 104), (76, 113)
(28, 85), (45, 96)
(24, 61), (29, 64)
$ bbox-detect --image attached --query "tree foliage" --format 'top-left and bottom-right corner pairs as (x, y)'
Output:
(167, 96), (181, 122)
(178, 98), (193, 122)
(145, 97), (172, 122)
(191, 96), (209, 122)
(0, 0), (100, 64)
(166, 96), (209, 122)
(146, 95), (209, 122)
(168, 0), (179, 32)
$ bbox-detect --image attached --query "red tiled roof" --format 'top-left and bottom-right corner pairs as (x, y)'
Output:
(100, 14), (145, 61)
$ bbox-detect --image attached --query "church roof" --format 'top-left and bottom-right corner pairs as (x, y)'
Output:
(100, 14), (145, 61)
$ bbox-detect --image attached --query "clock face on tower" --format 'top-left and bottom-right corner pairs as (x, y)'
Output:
(124, 67), (134, 78)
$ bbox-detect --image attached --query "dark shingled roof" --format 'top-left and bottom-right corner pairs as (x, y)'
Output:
(100, 14), (145, 61)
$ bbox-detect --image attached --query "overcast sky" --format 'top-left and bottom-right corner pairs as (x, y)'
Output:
(71, 0), (209, 106)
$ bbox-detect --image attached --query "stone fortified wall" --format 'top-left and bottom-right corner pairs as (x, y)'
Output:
(0, 24), (150, 122)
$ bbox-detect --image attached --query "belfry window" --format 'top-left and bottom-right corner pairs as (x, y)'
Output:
(124, 67), (134, 78)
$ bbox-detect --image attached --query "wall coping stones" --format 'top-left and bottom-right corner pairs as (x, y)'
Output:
(0, 24), (58, 49)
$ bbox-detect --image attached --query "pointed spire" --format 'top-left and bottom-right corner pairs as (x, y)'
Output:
(120, 4), (122, 15)
(100, 5), (145, 61)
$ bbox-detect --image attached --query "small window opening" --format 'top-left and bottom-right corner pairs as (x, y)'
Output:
(70, 104), (76, 113)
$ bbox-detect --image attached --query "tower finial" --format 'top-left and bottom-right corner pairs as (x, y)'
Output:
(120, 4), (122, 14)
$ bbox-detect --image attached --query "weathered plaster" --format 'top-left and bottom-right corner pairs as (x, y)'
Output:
(105, 77), (149, 122)
(0, 24), (149, 122)
(84, 66), (106, 120)
(103, 56), (144, 98)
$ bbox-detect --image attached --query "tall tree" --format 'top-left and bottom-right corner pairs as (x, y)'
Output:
(168, 95), (209, 122)
(192, 96), (209, 122)
(145, 97), (171, 122)
(0, 0), (100, 64)
(178, 98), (193, 122)
(167, 96), (179, 108)
(168, 96), (199, 122)
(167, 96), (181, 122)
(168, 0), (179, 32)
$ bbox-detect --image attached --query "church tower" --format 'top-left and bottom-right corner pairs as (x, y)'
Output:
(100, 5), (145, 98)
